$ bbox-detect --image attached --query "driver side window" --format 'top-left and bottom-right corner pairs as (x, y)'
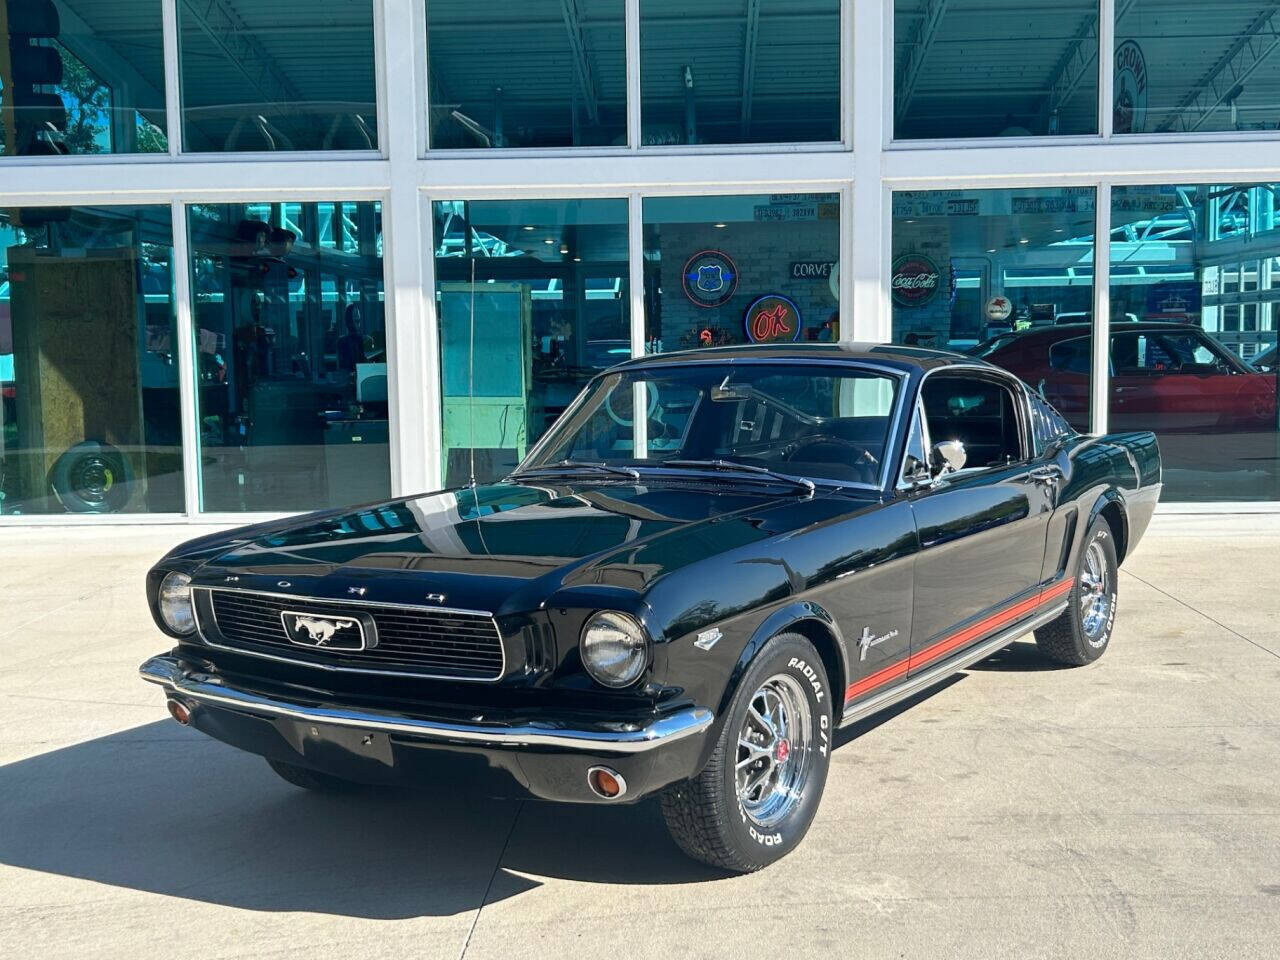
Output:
(921, 375), (1025, 470)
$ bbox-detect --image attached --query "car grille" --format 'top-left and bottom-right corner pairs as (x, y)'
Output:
(200, 589), (505, 681)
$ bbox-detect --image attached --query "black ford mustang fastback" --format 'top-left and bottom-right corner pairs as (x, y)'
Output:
(141, 344), (1161, 871)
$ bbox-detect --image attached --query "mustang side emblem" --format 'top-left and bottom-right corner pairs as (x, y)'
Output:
(858, 626), (900, 662)
(281, 612), (367, 652)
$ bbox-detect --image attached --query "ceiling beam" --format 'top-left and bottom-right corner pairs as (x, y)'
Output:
(740, 0), (761, 134)
(559, 0), (600, 124)
(180, 0), (306, 112)
(895, 0), (949, 118)
(1042, 1), (1138, 122)
(1157, 5), (1280, 132)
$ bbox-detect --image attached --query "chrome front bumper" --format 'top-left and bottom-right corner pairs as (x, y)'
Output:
(139, 654), (714, 754)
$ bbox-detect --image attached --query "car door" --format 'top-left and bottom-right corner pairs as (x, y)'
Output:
(1041, 335), (1093, 431)
(906, 370), (1058, 674)
(1110, 330), (1260, 434)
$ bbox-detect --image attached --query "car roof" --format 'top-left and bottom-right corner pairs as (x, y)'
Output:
(1007, 321), (1209, 343)
(611, 341), (989, 375)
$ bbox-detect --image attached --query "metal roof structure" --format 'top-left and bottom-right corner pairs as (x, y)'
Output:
(894, 0), (1280, 138)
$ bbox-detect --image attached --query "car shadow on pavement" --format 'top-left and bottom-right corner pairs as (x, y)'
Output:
(967, 639), (1074, 672)
(834, 674), (964, 749)
(0, 721), (718, 919)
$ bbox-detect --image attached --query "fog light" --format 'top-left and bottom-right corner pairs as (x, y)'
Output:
(587, 766), (627, 800)
(166, 698), (192, 725)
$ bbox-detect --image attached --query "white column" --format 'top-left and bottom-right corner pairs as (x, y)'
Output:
(161, 0), (183, 156)
(380, 0), (434, 494)
(1091, 182), (1112, 435)
(1100, 0), (1116, 139)
(850, 0), (888, 342)
(171, 200), (200, 514)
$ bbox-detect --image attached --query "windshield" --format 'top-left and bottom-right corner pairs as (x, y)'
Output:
(522, 362), (902, 487)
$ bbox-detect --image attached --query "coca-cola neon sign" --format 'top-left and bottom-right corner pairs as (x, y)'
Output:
(891, 254), (942, 308)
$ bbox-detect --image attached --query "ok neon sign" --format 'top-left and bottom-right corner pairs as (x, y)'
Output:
(745, 295), (803, 344)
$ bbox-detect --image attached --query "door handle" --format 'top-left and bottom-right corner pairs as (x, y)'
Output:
(1027, 468), (1061, 485)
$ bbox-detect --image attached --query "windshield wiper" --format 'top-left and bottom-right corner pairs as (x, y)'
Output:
(657, 459), (815, 496)
(510, 460), (641, 482)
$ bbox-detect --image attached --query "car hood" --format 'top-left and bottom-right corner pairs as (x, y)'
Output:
(179, 481), (868, 615)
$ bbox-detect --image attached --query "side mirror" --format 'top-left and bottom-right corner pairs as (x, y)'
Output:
(930, 439), (967, 478)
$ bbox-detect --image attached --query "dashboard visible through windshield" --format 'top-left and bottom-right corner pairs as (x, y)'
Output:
(521, 363), (902, 487)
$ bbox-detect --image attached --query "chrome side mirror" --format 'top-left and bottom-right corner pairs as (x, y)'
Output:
(930, 439), (967, 478)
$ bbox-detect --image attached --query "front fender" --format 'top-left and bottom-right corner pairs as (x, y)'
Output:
(717, 601), (848, 718)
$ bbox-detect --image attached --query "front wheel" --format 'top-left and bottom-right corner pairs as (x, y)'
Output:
(1034, 516), (1119, 666)
(660, 633), (833, 872)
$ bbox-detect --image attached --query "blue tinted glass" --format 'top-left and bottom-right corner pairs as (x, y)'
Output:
(426, 0), (626, 149)
(432, 199), (631, 486)
(643, 194), (841, 353)
(640, 0), (840, 145)
(891, 187), (1097, 432)
(178, 0), (378, 152)
(1, 206), (182, 514)
(1115, 3), (1280, 135)
(0, 0), (167, 156)
(894, 1), (1099, 139)
(188, 201), (389, 511)
(1111, 185), (1280, 501)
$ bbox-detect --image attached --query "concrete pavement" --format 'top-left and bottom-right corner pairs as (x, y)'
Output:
(1, 517), (1278, 959)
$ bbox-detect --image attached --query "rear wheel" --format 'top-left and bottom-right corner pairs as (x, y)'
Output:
(660, 633), (833, 872)
(266, 758), (359, 793)
(1034, 517), (1119, 666)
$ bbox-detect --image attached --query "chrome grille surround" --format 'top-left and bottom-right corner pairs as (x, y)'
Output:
(193, 587), (506, 682)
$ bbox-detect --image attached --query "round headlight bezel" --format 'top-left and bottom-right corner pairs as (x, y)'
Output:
(158, 571), (197, 636)
(580, 610), (650, 689)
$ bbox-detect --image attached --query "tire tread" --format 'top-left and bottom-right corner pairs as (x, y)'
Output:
(1033, 517), (1118, 666)
(659, 631), (829, 873)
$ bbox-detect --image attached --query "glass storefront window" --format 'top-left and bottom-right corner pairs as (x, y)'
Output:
(426, 1), (626, 149)
(0, 0), (168, 156)
(891, 187), (1098, 432)
(639, 0), (840, 145)
(189, 201), (389, 512)
(0, 206), (182, 514)
(177, 0), (378, 152)
(432, 199), (630, 486)
(893, 1), (1099, 139)
(1115, 3), (1280, 135)
(643, 194), (841, 353)
(1111, 185), (1279, 501)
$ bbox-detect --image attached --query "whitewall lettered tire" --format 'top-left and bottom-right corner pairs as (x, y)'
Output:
(660, 632), (833, 872)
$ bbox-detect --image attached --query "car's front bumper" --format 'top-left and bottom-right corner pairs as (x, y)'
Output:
(139, 653), (715, 803)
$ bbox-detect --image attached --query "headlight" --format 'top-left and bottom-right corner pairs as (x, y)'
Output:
(158, 571), (196, 635)
(581, 611), (650, 689)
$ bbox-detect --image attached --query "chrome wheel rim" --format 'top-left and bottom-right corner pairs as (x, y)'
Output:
(736, 674), (813, 828)
(1079, 539), (1112, 644)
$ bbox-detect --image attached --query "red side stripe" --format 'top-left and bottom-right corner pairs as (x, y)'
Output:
(844, 577), (1076, 703)
(843, 658), (910, 701)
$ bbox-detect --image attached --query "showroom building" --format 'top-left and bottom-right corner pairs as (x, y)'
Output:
(0, 0), (1278, 524)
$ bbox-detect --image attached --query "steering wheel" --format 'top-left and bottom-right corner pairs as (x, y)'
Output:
(782, 435), (878, 467)
(605, 383), (659, 427)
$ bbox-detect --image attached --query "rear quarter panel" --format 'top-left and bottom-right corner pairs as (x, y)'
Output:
(1049, 430), (1161, 577)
